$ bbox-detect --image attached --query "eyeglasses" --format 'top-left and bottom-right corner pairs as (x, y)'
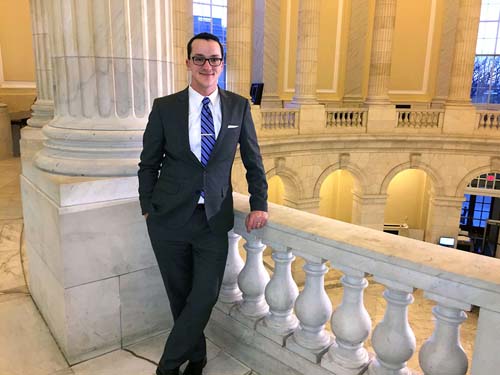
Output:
(191, 56), (223, 67)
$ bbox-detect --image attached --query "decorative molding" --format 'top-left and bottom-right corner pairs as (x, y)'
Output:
(331, 0), (344, 93)
(0, 39), (36, 89)
(388, 0), (437, 96)
(284, 0), (293, 93)
(0, 81), (37, 89)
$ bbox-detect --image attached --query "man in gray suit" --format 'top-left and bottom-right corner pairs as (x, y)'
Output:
(138, 33), (268, 375)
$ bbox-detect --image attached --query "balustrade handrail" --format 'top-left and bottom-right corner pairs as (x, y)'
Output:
(232, 192), (500, 309)
(261, 108), (299, 130)
(325, 108), (367, 128)
(396, 108), (444, 128)
(477, 110), (500, 129)
(216, 193), (500, 374)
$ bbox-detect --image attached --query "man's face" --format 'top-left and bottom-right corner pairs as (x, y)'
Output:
(186, 39), (224, 96)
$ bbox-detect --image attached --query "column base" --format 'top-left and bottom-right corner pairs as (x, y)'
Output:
(285, 333), (333, 363)
(21, 168), (172, 364)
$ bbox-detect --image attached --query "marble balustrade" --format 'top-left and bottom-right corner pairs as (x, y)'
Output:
(253, 105), (500, 137)
(211, 192), (500, 375)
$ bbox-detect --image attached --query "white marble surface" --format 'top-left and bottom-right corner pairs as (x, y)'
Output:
(0, 294), (68, 375)
(120, 266), (173, 346)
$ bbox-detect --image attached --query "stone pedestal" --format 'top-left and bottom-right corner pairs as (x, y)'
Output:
(442, 106), (477, 135)
(0, 104), (13, 160)
(365, 105), (397, 133)
(296, 105), (326, 135)
(21, 168), (172, 364)
(424, 196), (464, 244)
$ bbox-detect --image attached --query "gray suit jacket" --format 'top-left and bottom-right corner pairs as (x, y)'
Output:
(138, 87), (268, 234)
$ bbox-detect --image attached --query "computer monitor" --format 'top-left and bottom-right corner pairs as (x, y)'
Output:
(438, 236), (455, 247)
(250, 83), (264, 105)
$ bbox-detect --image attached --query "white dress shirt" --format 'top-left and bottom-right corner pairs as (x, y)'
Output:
(188, 86), (222, 203)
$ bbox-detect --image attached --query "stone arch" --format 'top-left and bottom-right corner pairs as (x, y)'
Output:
(312, 162), (366, 199)
(379, 161), (443, 196)
(266, 167), (304, 203)
(455, 166), (500, 197)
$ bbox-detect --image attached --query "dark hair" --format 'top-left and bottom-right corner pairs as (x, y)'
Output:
(187, 32), (224, 59)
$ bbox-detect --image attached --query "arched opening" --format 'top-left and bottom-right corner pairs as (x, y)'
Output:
(319, 170), (355, 223)
(267, 175), (285, 205)
(459, 172), (500, 257)
(384, 169), (432, 240)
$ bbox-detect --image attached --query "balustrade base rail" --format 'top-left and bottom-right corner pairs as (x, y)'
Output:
(214, 193), (500, 375)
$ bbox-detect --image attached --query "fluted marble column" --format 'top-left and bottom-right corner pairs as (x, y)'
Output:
(261, 0), (282, 108)
(28, 0), (54, 128)
(226, 0), (253, 99)
(290, 0), (321, 106)
(365, 0), (397, 105)
(446, 0), (482, 106)
(431, 0), (460, 108)
(344, 0), (370, 106)
(172, 0), (191, 92)
(34, 0), (180, 176)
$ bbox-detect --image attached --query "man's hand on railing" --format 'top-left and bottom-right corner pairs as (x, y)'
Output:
(245, 210), (269, 232)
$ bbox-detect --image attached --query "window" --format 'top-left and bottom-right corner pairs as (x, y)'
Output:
(469, 172), (500, 190)
(471, 0), (500, 104)
(460, 194), (493, 229)
(193, 0), (227, 88)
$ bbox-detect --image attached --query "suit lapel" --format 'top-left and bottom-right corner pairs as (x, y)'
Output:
(211, 88), (231, 158)
(175, 88), (202, 166)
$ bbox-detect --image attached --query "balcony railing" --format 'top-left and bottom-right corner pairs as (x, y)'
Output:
(396, 109), (444, 129)
(211, 193), (500, 375)
(261, 109), (299, 130)
(477, 111), (500, 130)
(326, 108), (367, 128)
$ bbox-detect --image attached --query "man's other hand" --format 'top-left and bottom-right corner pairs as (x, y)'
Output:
(245, 210), (269, 232)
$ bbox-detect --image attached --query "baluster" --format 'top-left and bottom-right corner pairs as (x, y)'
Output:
(217, 230), (244, 313)
(342, 112), (347, 127)
(419, 292), (470, 375)
(368, 278), (416, 375)
(231, 234), (270, 328)
(478, 113), (485, 128)
(256, 244), (299, 345)
(286, 255), (333, 363)
(495, 113), (500, 129)
(322, 265), (371, 374)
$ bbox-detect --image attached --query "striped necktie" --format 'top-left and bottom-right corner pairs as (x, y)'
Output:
(200, 97), (215, 167)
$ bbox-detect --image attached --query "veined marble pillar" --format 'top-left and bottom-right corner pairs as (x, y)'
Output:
(21, 0), (185, 364)
(22, 0), (54, 176)
(446, 0), (482, 107)
(172, 0), (191, 92)
(290, 0), (321, 106)
(431, 0), (460, 108)
(343, 0), (370, 106)
(226, 0), (253, 99)
(365, 0), (397, 105)
(34, 0), (178, 176)
(28, 0), (54, 128)
(261, 0), (282, 108)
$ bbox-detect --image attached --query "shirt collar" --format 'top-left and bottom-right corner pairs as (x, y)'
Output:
(188, 86), (219, 108)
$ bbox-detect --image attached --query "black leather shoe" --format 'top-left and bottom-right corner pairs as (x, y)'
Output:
(156, 366), (180, 375)
(183, 357), (207, 375)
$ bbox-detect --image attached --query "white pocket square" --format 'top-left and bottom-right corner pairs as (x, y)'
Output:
(228, 125), (239, 129)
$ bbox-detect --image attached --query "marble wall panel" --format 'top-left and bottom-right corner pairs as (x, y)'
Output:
(65, 277), (121, 364)
(60, 199), (156, 288)
(20, 175), (64, 284)
(119, 266), (173, 346)
(26, 242), (68, 351)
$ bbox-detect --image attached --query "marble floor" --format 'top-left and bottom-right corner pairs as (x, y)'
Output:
(0, 157), (477, 375)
